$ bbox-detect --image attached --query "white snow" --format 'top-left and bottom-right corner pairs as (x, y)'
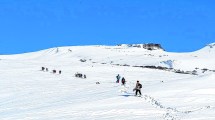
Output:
(0, 44), (215, 120)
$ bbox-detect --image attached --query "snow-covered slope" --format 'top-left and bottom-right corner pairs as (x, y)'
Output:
(0, 44), (215, 120)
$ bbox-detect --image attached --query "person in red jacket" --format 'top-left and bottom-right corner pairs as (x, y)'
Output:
(121, 77), (126, 85)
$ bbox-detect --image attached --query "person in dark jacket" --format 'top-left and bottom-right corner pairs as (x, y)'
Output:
(133, 80), (142, 96)
(116, 74), (121, 83)
(41, 67), (45, 71)
(121, 77), (126, 85)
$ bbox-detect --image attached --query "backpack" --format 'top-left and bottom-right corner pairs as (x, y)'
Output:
(139, 84), (142, 88)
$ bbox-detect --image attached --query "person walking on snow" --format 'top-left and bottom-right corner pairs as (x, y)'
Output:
(116, 74), (121, 83)
(133, 80), (142, 96)
(121, 77), (126, 85)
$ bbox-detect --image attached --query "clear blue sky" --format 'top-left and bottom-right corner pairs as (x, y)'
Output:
(0, 0), (215, 54)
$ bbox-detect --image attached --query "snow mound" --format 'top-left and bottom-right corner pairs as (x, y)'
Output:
(159, 60), (175, 68)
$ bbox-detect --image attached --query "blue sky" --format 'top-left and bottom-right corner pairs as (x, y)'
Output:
(0, 0), (215, 54)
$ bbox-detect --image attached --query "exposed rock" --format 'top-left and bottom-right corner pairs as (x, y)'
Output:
(207, 43), (215, 48)
(80, 59), (87, 62)
(118, 43), (164, 51)
(142, 43), (164, 50)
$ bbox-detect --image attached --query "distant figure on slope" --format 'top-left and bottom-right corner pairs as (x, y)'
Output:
(116, 74), (121, 83)
(96, 82), (100, 84)
(83, 74), (86, 79)
(133, 80), (142, 96)
(59, 70), (62, 74)
(121, 77), (126, 85)
(41, 67), (45, 71)
(46, 68), (48, 72)
(53, 70), (56, 74)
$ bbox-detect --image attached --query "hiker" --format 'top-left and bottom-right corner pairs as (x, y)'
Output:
(116, 74), (121, 83)
(59, 70), (62, 74)
(133, 80), (142, 96)
(121, 77), (126, 85)
(41, 67), (45, 71)
(83, 74), (86, 79)
(53, 70), (56, 74)
(46, 68), (48, 72)
(96, 82), (100, 84)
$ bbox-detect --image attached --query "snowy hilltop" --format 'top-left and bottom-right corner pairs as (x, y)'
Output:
(0, 43), (215, 120)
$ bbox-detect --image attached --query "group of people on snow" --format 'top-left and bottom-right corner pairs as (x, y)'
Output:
(41, 67), (49, 72)
(116, 74), (126, 85)
(52, 69), (62, 74)
(116, 74), (142, 96)
(75, 72), (87, 79)
(41, 67), (62, 74)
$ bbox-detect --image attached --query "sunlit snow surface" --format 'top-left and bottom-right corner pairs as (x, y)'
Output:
(0, 44), (215, 120)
